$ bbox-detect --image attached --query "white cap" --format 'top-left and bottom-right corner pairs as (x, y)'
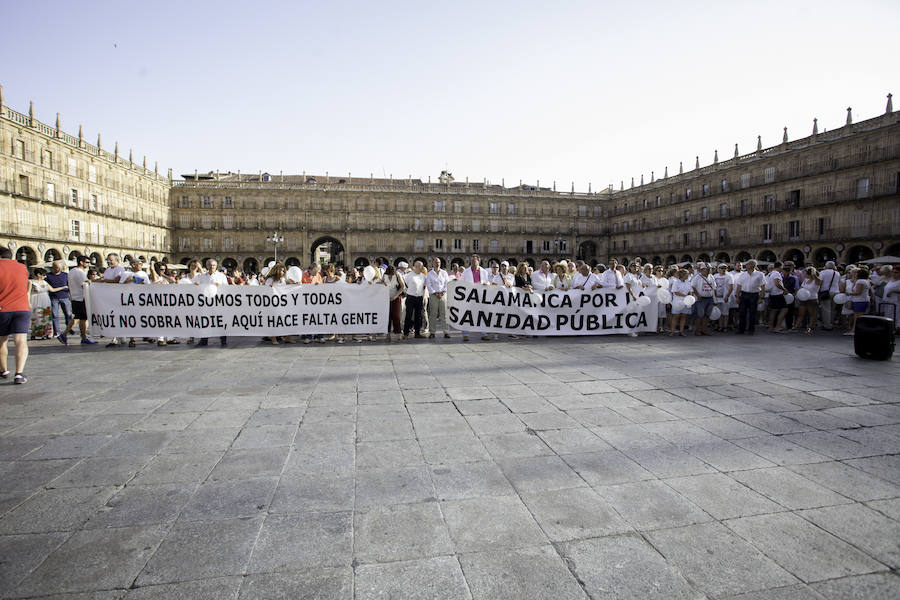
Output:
(500, 261), (509, 267)
(398, 261), (409, 268)
(559, 260), (568, 266)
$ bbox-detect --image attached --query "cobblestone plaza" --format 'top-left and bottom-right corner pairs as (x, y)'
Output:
(0, 333), (897, 598)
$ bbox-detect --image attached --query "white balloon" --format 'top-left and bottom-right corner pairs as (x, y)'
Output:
(363, 265), (377, 282)
(268, 261), (276, 269)
(625, 301), (639, 312)
(710, 306), (722, 321)
(286, 266), (303, 282)
(202, 284), (217, 299)
(784, 293), (794, 305)
(797, 288), (811, 302)
(637, 295), (651, 307)
(658, 278), (669, 289)
(261, 266), (270, 277)
(833, 293), (849, 305)
(657, 289), (672, 304)
(683, 295), (696, 307)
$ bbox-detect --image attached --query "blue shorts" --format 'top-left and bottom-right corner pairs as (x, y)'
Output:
(851, 301), (869, 314)
(0, 311), (30, 336)
(693, 297), (715, 318)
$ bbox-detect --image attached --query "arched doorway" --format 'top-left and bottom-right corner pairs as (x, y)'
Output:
(89, 252), (103, 268)
(243, 257), (259, 274)
(505, 258), (518, 266)
(813, 247), (836, 265)
(311, 237), (344, 266)
(665, 255), (677, 266)
(757, 250), (777, 262)
(222, 258), (238, 272)
(393, 257), (408, 267)
(885, 243), (900, 256)
(698, 253), (710, 263)
(783, 248), (804, 265)
(43, 248), (62, 263)
(651, 256), (662, 266)
(680, 254), (693, 263)
(735, 251), (751, 263)
(354, 257), (370, 268)
(17, 246), (37, 267)
(846, 245), (874, 264)
(578, 241), (597, 262)
(285, 256), (302, 268)
(523, 257), (536, 267)
(715, 252), (730, 264)
(451, 257), (465, 268)
(67, 250), (82, 261)
(414, 257), (427, 267)
(263, 256), (276, 267)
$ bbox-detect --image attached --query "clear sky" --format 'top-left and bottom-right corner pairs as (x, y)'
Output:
(2, 0), (897, 190)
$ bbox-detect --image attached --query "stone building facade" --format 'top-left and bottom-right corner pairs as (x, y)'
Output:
(0, 89), (172, 268)
(2, 83), (898, 273)
(607, 100), (900, 267)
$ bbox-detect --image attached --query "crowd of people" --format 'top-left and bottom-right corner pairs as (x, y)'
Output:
(2, 248), (899, 384)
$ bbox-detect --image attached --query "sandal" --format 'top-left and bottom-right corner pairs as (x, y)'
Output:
(0, 370), (9, 379)
(128, 340), (136, 348)
(14, 373), (26, 384)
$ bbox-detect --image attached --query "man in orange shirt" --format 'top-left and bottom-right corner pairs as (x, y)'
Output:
(301, 263), (323, 284)
(0, 248), (31, 384)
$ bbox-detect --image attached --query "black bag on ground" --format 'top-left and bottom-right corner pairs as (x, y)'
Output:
(854, 315), (895, 360)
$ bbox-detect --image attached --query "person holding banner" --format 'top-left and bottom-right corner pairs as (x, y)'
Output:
(669, 269), (693, 336)
(384, 265), (406, 342)
(514, 263), (532, 291)
(599, 261), (624, 289)
(571, 262), (599, 291)
(531, 261), (554, 292)
(403, 261), (427, 339)
(459, 254), (491, 341)
(426, 258), (451, 339)
(552, 263), (572, 291)
(100, 254), (129, 348)
(194, 259), (228, 347)
(691, 264), (716, 336)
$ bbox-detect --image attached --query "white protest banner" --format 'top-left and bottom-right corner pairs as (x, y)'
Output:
(87, 282), (388, 337)
(447, 281), (658, 335)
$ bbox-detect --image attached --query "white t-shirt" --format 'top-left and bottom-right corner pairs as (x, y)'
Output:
(101, 264), (126, 283)
(713, 274), (731, 299)
(800, 277), (820, 296)
(599, 269), (623, 288)
(571, 272), (598, 289)
(671, 279), (693, 301)
(403, 271), (426, 297)
(122, 270), (150, 284)
(736, 270), (766, 294)
(767, 271), (785, 296)
(194, 271), (228, 286)
(849, 279), (871, 302)
(691, 273), (715, 297)
(178, 275), (194, 285)
(531, 270), (554, 291)
(68, 267), (88, 301)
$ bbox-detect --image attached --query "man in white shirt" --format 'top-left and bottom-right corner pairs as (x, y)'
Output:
(766, 262), (789, 333)
(531, 261), (554, 291)
(571, 263), (598, 290)
(194, 259), (229, 347)
(100, 253), (128, 347)
(818, 261), (840, 330)
(599, 262), (624, 289)
(425, 257), (450, 339)
(458, 254), (491, 341)
(487, 262), (504, 286)
(498, 261), (515, 287)
(68, 255), (97, 344)
(691, 263), (716, 336)
(735, 259), (767, 334)
(403, 260), (427, 339)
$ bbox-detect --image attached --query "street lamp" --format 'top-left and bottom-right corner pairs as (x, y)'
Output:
(266, 231), (284, 262)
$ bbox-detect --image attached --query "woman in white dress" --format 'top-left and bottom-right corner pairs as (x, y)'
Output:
(713, 264), (733, 331)
(29, 268), (53, 339)
(882, 266), (900, 329)
(794, 266), (821, 333)
(669, 269), (693, 337)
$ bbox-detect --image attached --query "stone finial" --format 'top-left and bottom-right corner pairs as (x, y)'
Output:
(501, 177), (505, 187)
(782, 127), (788, 143)
(886, 93), (893, 114)
(846, 107), (852, 125)
(812, 118), (818, 136)
(713, 150), (719, 164)
(143, 155), (147, 169)
(695, 156), (700, 170)
(97, 133), (102, 150)
(640, 174), (644, 186)
(679, 161), (683, 175)
(651, 171), (655, 183)
(28, 100), (34, 124)
(154, 161), (158, 175)
(55, 112), (61, 133)
(630, 177), (634, 188)
(195, 169), (199, 179)
(167, 168), (173, 182)
(664, 166), (668, 179)
(536, 179), (540, 188)
(78, 125), (84, 147)
(588, 182), (591, 193)
(734, 143), (739, 158)
(571, 181), (574, 193)
(620, 181), (624, 191)
(114, 141), (119, 159)
(128, 149), (133, 163)
(757, 135), (762, 152)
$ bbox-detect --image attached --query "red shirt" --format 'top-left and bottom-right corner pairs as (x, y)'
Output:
(0, 259), (30, 312)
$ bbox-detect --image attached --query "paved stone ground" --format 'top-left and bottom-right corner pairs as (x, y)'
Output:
(0, 332), (898, 599)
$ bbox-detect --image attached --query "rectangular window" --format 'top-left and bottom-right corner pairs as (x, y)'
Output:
(88, 165), (97, 183)
(151, 232), (157, 247)
(489, 239), (499, 251)
(14, 140), (25, 159)
(42, 149), (52, 167)
(683, 210), (690, 223)
(201, 215), (212, 229)
(179, 195), (189, 208)
(471, 202), (481, 214)
(67, 157), (77, 176)
(683, 232), (690, 246)
(490, 220), (499, 232)
(472, 239), (480, 252)
(472, 220), (481, 232)
(701, 206), (708, 220)
(578, 205), (587, 217)
(740, 199), (749, 216)
(489, 202), (500, 214)
(18, 175), (29, 196)
(223, 215), (234, 229)
(741, 173), (751, 189)
(415, 238), (424, 250)
(700, 231), (707, 244)
(721, 179), (729, 192)
(788, 221), (801, 239)
(180, 237), (190, 250)
(542, 240), (551, 252)
(454, 201), (462, 213)
(856, 178), (870, 199)
(89, 194), (98, 211)
(788, 189), (801, 208)
(817, 217), (826, 237)
(223, 237), (233, 249)
(558, 239), (567, 252)
(702, 184), (710, 197)
(414, 218), (422, 231)
(655, 195), (661, 207)
(622, 239), (628, 250)
(763, 224), (773, 242)
(70, 219), (81, 240)
(718, 228), (726, 244)
(507, 203), (515, 214)
(70, 188), (79, 207)
(453, 219), (462, 231)
(764, 167), (775, 184)
(434, 218), (445, 231)
(179, 215), (190, 229)
(201, 196), (213, 208)
(685, 188), (692, 200)
(720, 203), (728, 217)
(453, 238), (462, 250)
(434, 200), (445, 212)
(223, 196), (234, 208)
(434, 239), (444, 250)
(46, 182), (55, 202)
(764, 194), (774, 212)
(201, 238), (212, 250)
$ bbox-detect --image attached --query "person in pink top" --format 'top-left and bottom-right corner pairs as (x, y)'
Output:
(458, 254), (491, 341)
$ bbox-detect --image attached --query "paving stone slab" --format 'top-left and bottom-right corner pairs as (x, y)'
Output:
(126, 576), (242, 599)
(730, 467), (852, 510)
(797, 503), (900, 568)
(665, 473), (783, 520)
(86, 483), (198, 528)
(497, 455), (587, 493)
(179, 477), (278, 521)
(0, 486), (117, 534)
(788, 461), (900, 501)
(0, 531), (70, 592)
(520, 486), (632, 542)
(418, 434), (492, 465)
(353, 502), (453, 563)
(355, 556), (471, 600)
(441, 496), (547, 553)
(597, 479), (712, 531)
(431, 461), (515, 500)
(810, 572), (900, 600)
(249, 512), (352, 572)
(459, 545), (586, 600)
(355, 465), (435, 508)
